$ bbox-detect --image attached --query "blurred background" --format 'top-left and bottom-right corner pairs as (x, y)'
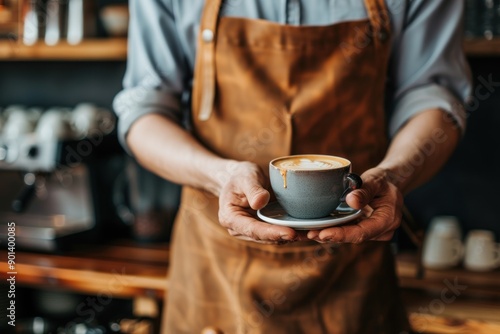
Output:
(0, 0), (499, 333)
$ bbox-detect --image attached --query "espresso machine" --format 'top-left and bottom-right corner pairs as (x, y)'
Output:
(0, 103), (123, 252)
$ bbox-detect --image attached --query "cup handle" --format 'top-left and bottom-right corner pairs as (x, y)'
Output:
(340, 173), (363, 202)
(494, 244), (500, 268)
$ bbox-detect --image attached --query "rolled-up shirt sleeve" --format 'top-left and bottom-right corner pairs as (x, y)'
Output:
(388, 0), (472, 137)
(113, 0), (187, 155)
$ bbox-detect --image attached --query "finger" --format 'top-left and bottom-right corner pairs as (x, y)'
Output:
(306, 205), (373, 241)
(315, 221), (380, 243)
(306, 206), (368, 241)
(221, 209), (298, 241)
(248, 185), (270, 210)
(315, 189), (402, 243)
(316, 207), (400, 243)
(241, 178), (271, 210)
(229, 228), (309, 243)
(307, 230), (320, 240)
(232, 235), (293, 245)
(345, 172), (386, 210)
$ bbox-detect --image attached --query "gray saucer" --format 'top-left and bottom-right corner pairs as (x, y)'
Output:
(257, 201), (363, 230)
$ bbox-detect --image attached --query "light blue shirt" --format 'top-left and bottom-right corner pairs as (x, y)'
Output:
(113, 0), (472, 154)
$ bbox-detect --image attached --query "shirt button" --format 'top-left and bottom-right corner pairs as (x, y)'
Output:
(202, 29), (214, 43)
(378, 30), (388, 42)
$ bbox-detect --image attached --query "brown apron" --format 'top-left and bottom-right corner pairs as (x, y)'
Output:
(164, 0), (410, 333)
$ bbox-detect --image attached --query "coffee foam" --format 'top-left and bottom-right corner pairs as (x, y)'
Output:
(273, 156), (345, 171)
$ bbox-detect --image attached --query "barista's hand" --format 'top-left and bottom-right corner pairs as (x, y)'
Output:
(218, 161), (302, 243)
(307, 167), (403, 243)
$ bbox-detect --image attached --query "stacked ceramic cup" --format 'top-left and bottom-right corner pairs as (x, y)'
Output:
(422, 216), (500, 272)
(422, 216), (464, 270)
(464, 230), (500, 272)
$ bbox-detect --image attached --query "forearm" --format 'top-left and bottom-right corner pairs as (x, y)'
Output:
(377, 108), (461, 194)
(127, 113), (233, 196)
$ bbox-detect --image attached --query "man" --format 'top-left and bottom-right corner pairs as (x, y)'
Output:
(114, 0), (471, 333)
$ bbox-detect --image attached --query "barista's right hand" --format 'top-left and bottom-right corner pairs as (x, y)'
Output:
(217, 161), (300, 244)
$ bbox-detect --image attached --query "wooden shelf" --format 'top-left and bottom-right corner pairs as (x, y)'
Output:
(0, 38), (128, 61)
(396, 252), (500, 298)
(0, 38), (496, 60)
(464, 38), (500, 57)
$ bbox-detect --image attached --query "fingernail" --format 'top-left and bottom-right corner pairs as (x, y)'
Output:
(307, 232), (319, 239)
(280, 234), (295, 241)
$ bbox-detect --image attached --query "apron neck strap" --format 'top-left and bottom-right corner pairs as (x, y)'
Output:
(364, 0), (391, 41)
(197, 0), (223, 121)
(201, 0), (222, 30)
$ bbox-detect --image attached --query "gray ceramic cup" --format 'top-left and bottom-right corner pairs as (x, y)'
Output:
(269, 155), (362, 219)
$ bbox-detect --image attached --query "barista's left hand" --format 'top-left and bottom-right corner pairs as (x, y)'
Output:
(307, 167), (403, 243)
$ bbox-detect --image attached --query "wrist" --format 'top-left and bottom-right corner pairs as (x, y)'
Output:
(204, 160), (265, 196)
(368, 165), (398, 186)
(201, 159), (238, 196)
(373, 164), (409, 194)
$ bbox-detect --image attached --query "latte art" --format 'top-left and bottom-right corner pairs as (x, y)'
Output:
(271, 155), (350, 189)
(275, 158), (343, 171)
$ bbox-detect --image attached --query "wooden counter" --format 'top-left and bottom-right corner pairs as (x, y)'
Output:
(397, 252), (500, 333)
(0, 240), (169, 299)
(1, 244), (499, 333)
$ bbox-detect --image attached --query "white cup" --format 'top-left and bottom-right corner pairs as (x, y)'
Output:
(3, 108), (34, 138)
(422, 216), (464, 270)
(36, 109), (71, 140)
(464, 230), (500, 272)
(71, 103), (100, 137)
(428, 216), (462, 240)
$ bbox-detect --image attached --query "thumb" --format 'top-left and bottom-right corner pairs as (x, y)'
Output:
(345, 171), (385, 209)
(244, 181), (270, 210)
